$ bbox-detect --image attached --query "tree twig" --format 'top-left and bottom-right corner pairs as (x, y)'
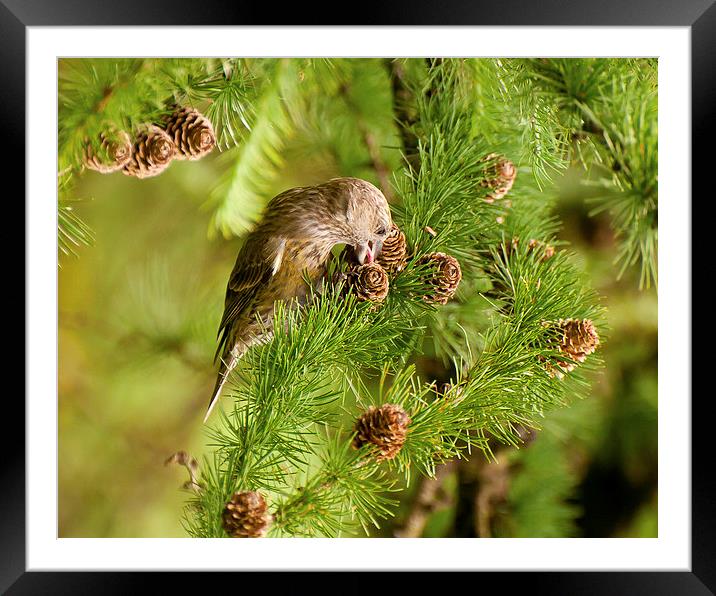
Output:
(393, 461), (456, 537)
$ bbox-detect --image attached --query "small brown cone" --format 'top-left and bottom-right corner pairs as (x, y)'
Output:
(353, 404), (410, 461)
(350, 262), (389, 303)
(222, 491), (272, 538)
(376, 224), (408, 273)
(418, 252), (462, 304)
(123, 125), (176, 179)
(543, 318), (600, 377)
(558, 318), (600, 364)
(162, 106), (216, 161)
(480, 153), (517, 202)
(83, 130), (132, 173)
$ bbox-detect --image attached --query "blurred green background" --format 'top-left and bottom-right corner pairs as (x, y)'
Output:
(58, 61), (657, 539)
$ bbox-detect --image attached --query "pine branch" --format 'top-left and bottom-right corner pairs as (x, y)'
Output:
(57, 173), (94, 262)
(179, 58), (606, 538)
(270, 433), (399, 537)
(287, 59), (401, 194)
(386, 58), (424, 173)
(175, 58), (256, 150)
(207, 59), (345, 237)
(58, 197), (94, 260)
(512, 58), (658, 288)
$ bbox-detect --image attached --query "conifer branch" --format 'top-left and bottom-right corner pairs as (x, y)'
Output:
(56, 58), (630, 537)
(185, 59), (606, 538)
(510, 58), (658, 287)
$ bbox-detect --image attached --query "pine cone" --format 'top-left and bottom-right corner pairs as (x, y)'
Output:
(222, 491), (272, 538)
(418, 252), (462, 304)
(376, 224), (407, 273)
(162, 106), (216, 160)
(480, 153), (517, 202)
(352, 404), (411, 461)
(350, 262), (389, 303)
(543, 318), (600, 377)
(123, 126), (176, 178)
(558, 318), (600, 364)
(83, 130), (132, 173)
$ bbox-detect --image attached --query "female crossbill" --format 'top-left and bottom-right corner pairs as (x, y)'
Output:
(205, 177), (392, 421)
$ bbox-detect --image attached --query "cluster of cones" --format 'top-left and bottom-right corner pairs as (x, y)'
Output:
(82, 106), (215, 179)
(347, 151), (517, 305)
(347, 224), (462, 308)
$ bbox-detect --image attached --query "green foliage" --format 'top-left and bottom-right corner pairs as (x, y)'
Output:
(59, 57), (656, 286)
(206, 59), (298, 237)
(270, 432), (400, 537)
(58, 58), (256, 171)
(584, 75), (658, 289)
(57, 57), (258, 264)
(57, 57), (657, 538)
(180, 58), (609, 538)
(183, 287), (415, 537)
(208, 58), (403, 237)
(58, 175), (94, 260)
(496, 433), (582, 537)
(508, 58), (659, 287)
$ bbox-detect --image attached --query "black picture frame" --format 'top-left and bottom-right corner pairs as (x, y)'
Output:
(7, 1), (706, 592)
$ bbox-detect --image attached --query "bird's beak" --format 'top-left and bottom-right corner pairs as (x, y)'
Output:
(354, 240), (376, 265)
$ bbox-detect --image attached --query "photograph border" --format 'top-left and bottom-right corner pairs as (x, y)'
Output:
(9, 0), (707, 592)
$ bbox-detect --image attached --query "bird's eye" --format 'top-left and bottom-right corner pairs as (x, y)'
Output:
(376, 226), (387, 236)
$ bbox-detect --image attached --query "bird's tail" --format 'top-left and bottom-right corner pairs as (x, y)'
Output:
(204, 334), (270, 423)
(203, 355), (238, 423)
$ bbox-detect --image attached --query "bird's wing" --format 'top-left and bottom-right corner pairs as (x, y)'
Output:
(214, 241), (276, 363)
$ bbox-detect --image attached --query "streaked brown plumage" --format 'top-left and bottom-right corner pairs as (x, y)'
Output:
(205, 177), (392, 421)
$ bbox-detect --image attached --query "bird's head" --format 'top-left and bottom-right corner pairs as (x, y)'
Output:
(330, 178), (392, 265)
(270, 177), (392, 265)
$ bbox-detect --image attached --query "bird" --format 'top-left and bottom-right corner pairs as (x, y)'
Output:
(204, 177), (393, 422)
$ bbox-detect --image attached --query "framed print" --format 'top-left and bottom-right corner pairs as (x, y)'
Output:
(8, 0), (709, 592)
